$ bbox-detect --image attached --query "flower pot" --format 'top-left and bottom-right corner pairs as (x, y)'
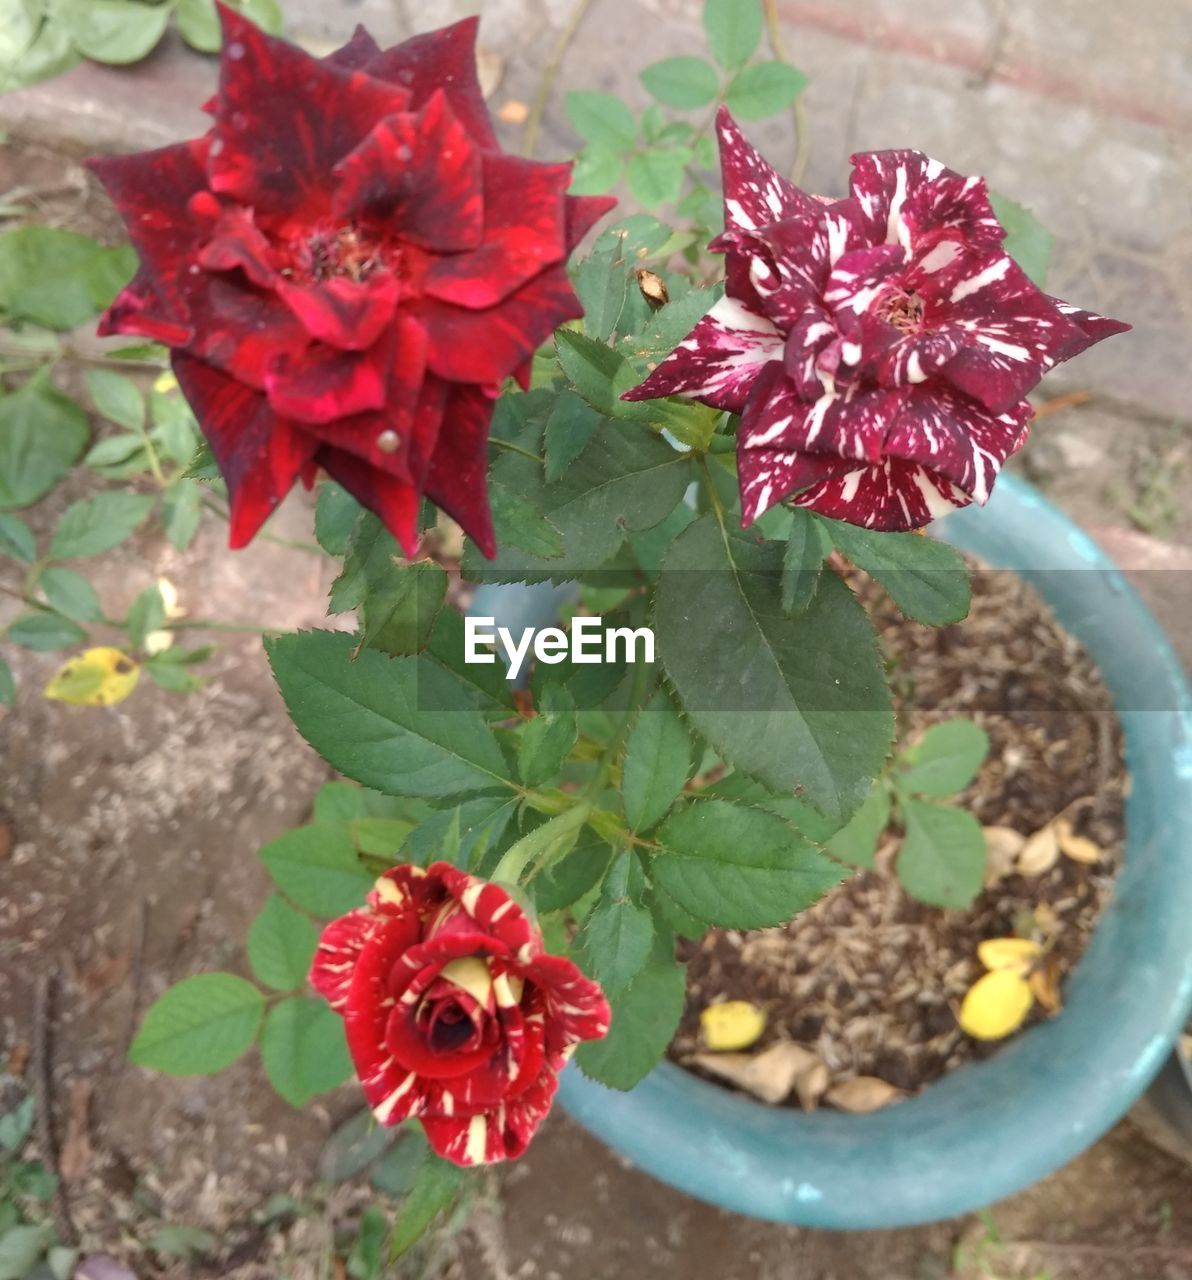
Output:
(554, 472), (1192, 1229)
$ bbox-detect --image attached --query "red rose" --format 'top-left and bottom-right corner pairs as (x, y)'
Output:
(310, 862), (609, 1166)
(89, 7), (613, 557)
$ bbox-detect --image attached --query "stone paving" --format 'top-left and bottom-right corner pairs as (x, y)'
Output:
(3, 2), (1191, 1276)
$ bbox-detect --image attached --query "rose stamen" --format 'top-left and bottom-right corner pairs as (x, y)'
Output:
(876, 287), (925, 335)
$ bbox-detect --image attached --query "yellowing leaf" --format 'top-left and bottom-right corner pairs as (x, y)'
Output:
(959, 969), (1034, 1040)
(153, 371), (178, 394)
(983, 825), (1025, 885)
(45, 647), (140, 706)
(700, 1000), (767, 1052)
(691, 1042), (814, 1105)
(977, 937), (1041, 974)
(1057, 825), (1102, 864)
(1017, 822), (1060, 875)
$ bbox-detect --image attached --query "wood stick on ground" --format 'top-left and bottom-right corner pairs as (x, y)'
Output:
(33, 973), (78, 1246)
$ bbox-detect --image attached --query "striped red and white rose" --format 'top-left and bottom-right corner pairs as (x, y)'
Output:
(623, 106), (1129, 531)
(310, 862), (609, 1166)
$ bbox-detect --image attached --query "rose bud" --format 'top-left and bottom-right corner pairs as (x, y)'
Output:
(310, 862), (609, 1166)
(623, 107), (1129, 531)
(89, 7), (614, 557)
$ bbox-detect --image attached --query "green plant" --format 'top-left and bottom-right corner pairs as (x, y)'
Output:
(0, 1089), (76, 1280)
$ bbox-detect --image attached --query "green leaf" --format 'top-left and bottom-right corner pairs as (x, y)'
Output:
(259, 822), (374, 917)
(313, 780), (413, 824)
(236, 0), (282, 35)
(622, 691), (692, 831)
(652, 798), (844, 928)
(575, 946), (686, 1090)
(259, 996), (353, 1107)
(655, 516), (893, 820)
(145, 654), (205, 693)
(370, 1128), (430, 1195)
(59, 0), (173, 63)
(49, 490), (155, 560)
(83, 432), (146, 472)
(0, 1223), (54, 1280)
(162, 480), (202, 551)
(126, 583), (166, 649)
(266, 631), (512, 798)
(149, 391), (199, 464)
(361, 561), (448, 657)
(990, 192), (1053, 288)
(467, 410), (692, 582)
(403, 795), (516, 872)
(575, 855), (654, 994)
(389, 1150), (466, 1261)
(175, 0), (220, 51)
(314, 481), (360, 555)
(37, 567), (103, 623)
(350, 815), (417, 859)
(247, 894), (320, 991)
(532, 837), (613, 912)
(328, 511), (394, 614)
(129, 973), (264, 1075)
(825, 784), (890, 868)
(6, 610), (86, 651)
(574, 249), (630, 344)
(0, 6), (80, 91)
(641, 55), (720, 108)
(703, 0), (762, 69)
(0, 226), (133, 328)
(565, 90), (637, 149)
(0, 372), (90, 510)
(627, 148), (692, 208)
(0, 512), (34, 561)
(899, 718), (990, 796)
(489, 483), (565, 559)
(86, 367), (144, 431)
(822, 519), (971, 626)
(544, 392), (603, 482)
(518, 686), (577, 787)
(896, 797), (986, 908)
(781, 507), (826, 614)
(0, 657), (13, 708)
(569, 146), (623, 196)
(725, 61), (807, 118)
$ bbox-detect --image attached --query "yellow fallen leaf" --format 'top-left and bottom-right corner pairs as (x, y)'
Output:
(825, 1076), (903, 1113)
(700, 1000), (767, 1052)
(1017, 822), (1060, 874)
(977, 937), (1041, 974)
(793, 1057), (831, 1112)
(44, 647), (140, 707)
(691, 1042), (817, 1105)
(1057, 828), (1102, 864)
(959, 969), (1034, 1040)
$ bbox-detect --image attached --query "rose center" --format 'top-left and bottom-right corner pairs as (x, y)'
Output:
(876, 287), (925, 334)
(292, 222), (392, 284)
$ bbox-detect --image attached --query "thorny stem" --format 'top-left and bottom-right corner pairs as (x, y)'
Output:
(763, 0), (811, 185)
(522, 0), (597, 158)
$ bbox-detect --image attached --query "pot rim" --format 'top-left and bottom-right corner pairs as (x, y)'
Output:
(557, 472), (1192, 1229)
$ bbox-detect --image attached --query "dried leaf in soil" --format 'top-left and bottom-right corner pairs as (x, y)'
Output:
(1017, 822), (1061, 874)
(825, 1076), (904, 1113)
(690, 1042), (823, 1106)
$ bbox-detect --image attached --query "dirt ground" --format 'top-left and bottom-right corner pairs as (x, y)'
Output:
(1, 137), (1191, 1278)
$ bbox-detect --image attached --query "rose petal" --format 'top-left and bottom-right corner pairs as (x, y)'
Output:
(171, 353), (317, 547)
(208, 5), (410, 216)
(276, 273), (400, 351)
(715, 105), (820, 233)
(332, 89), (483, 253)
(363, 16), (497, 151)
(315, 445), (422, 555)
(325, 24), (382, 70)
(423, 154), (572, 308)
(1050, 299), (1132, 359)
(97, 269), (193, 346)
(420, 263), (583, 386)
(622, 292), (783, 413)
(310, 908), (395, 1012)
(265, 328), (393, 424)
(422, 386), (499, 557)
(848, 149), (963, 247)
(197, 205), (276, 287)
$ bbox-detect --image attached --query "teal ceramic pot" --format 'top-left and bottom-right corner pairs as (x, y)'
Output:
(552, 473), (1192, 1229)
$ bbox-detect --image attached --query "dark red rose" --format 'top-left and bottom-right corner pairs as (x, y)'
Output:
(90, 7), (613, 556)
(624, 108), (1128, 531)
(310, 861), (609, 1166)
